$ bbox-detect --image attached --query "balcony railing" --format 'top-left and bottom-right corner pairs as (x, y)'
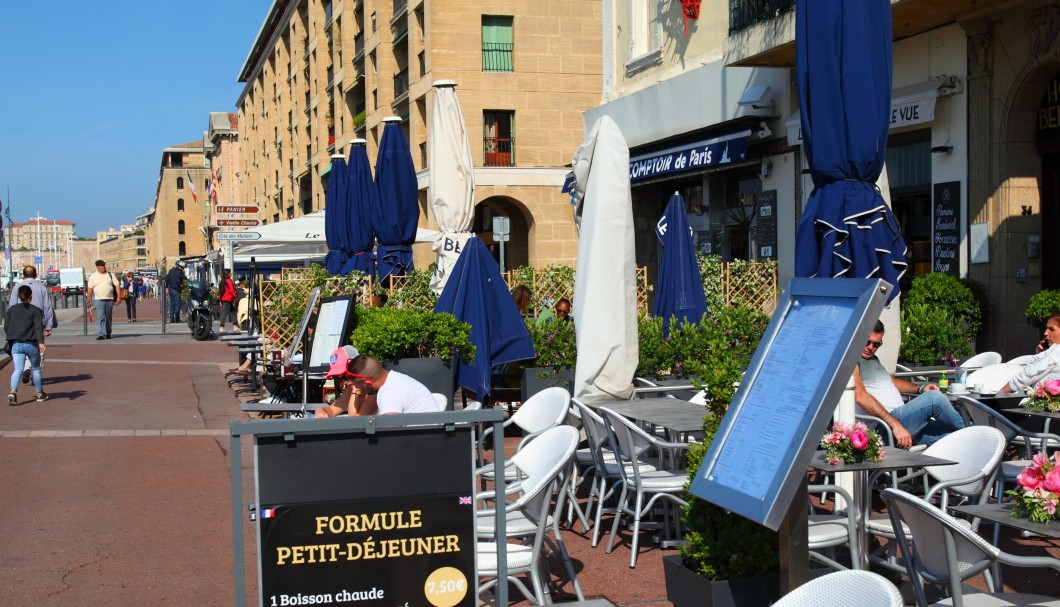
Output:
(483, 137), (514, 167)
(729, 0), (795, 36)
(393, 0), (408, 15)
(393, 68), (410, 98)
(482, 43), (514, 72)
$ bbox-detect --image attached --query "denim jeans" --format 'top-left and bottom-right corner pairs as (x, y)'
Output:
(890, 390), (966, 446)
(125, 296), (137, 320)
(94, 299), (114, 338)
(168, 289), (182, 322)
(9, 341), (42, 392)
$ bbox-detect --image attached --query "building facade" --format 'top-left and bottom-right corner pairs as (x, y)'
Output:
(143, 141), (211, 271)
(96, 226), (148, 272)
(236, 0), (602, 270)
(6, 218), (76, 277)
(586, 0), (1049, 357)
(204, 112), (245, 246)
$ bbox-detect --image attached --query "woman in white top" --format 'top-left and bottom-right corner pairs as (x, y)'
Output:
(1001, 313), (1060, 393)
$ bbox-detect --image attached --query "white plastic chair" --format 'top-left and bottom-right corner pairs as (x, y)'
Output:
(959, 351), (1002, 372)
(883, 488), (1060, 607)
(571, 398), (630, 547)
(772, 570), (902, 607)
(1006, 354), (1036, 366)
(965, 363), (1023, 394)
(477, 387), (571, 482)
(807, 484), (860, 571)
(475, 425), (583, 604)
(599, 406), (690, 568)
(431, 392), (448, 411)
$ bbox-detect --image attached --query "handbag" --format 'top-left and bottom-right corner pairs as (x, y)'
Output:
(3, 341), (11, 356)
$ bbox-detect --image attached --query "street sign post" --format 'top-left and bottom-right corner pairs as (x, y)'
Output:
(492, 216), (510, 272)
(215, 205), (260, 214)
(216, 231), (262, 242)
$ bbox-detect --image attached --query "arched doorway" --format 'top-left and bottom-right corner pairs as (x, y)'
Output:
(472, 196), (529, 271)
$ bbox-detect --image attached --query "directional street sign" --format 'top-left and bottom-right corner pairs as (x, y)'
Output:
(215, 231), (262, 241)
(215, 205), (259, 214)
(216, 219), (262, 227)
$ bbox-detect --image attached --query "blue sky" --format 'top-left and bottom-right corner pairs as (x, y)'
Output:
(0, 1), (271, 237)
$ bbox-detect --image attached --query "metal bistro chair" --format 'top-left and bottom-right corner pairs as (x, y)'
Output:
(772, 570), (902, 607)
(866, 426), (1006, 572)
(807, 483), (861, 571)
(883, 488), (1060, 607)
(959, 352), (1003, 374)
(954, 395), (1060, 543)
(599, 407), (690, 568)
(571, 398), (624, 546)
(475, 425), (583, 604)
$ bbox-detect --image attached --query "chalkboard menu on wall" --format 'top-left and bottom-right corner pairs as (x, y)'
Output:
(932, 181), (961, 275)
(756, 190), (777, 261)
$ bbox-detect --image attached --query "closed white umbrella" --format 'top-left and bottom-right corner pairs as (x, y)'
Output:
(427, 80), (476, 294)
(571, 116), (638, 402)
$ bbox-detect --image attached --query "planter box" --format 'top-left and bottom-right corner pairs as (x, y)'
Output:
(521, 366), (574, 402)
(389, 357), (455, 411)
(663, 555), (779, 607)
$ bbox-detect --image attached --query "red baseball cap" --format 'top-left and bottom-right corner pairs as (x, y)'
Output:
(325, 345), (360, 379)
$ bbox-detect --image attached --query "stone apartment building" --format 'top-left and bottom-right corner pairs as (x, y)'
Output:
(5, 218), (76, 276)
(96, 226), (148, 272)
(143, 141), (212, 271)
(236, 0), (602, 271)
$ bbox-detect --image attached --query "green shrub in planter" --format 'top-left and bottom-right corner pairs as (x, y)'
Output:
(1026, 290), (1060, 325)
(678, 305), (776, 581)
(350, 307), (474, 363)
(526, 317), (576, 372)
(899, 302), (974, 365)
(902, 272), (984, 338)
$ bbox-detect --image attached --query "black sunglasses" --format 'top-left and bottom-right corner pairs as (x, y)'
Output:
(866, 339), (883, 348)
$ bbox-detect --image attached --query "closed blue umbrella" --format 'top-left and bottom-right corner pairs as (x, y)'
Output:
(434, 236), (536, 399)
(343, 140), (378, 275)
(794, 0), (907, 302)
(323, 154), (350, 275)
(374, 118), (420, 284)
(653, 192), (708, 335)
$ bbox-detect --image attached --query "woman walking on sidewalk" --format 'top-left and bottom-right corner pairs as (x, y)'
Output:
(5, 285), (48, 404)
(123, 271), (139, 322)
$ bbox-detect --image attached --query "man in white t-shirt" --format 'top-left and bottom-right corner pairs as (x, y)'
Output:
(314, 348), (438, 418)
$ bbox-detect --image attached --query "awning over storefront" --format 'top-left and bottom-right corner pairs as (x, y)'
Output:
(628, 130), (751, 183)
(787, 75), (963, 145)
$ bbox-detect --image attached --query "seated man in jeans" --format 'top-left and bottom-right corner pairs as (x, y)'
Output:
(854, 320), (965, 448)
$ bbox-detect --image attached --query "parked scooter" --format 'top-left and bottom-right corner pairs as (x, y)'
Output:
(185, 280), (213, 341)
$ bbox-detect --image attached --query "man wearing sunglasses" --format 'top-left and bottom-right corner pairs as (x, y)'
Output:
(852, 320), (965, 448)
(314, 347), (438, 418)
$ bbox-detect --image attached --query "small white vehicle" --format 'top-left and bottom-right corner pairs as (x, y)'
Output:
(59, 267), (85, 295)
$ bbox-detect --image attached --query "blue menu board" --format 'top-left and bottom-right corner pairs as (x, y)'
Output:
(689, 277), (890, 530)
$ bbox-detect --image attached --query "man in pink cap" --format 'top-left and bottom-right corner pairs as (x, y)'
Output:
(314, 346), (438, 418)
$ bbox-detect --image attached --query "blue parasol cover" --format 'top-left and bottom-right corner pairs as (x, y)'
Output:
(323, 156), (350, 274)
(374, 121), (420, 283)
(653, 192), (708, 335)
(434, 237), (536, 398)
(342, 143), (378, 275)
(794, 0), (907, 302)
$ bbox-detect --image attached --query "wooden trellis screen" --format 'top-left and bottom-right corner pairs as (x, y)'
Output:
(257, 263), (776, 356)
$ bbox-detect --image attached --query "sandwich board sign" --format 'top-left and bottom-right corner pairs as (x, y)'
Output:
(689, 277), (890, 530)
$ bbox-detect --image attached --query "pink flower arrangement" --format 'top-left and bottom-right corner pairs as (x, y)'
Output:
(1008, 452), (1060, 523)
(820, 421), (885, 465)
(1025, 379), (1060, 413)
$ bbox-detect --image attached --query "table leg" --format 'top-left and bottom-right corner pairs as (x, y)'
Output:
(853, 471), (870, 571)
